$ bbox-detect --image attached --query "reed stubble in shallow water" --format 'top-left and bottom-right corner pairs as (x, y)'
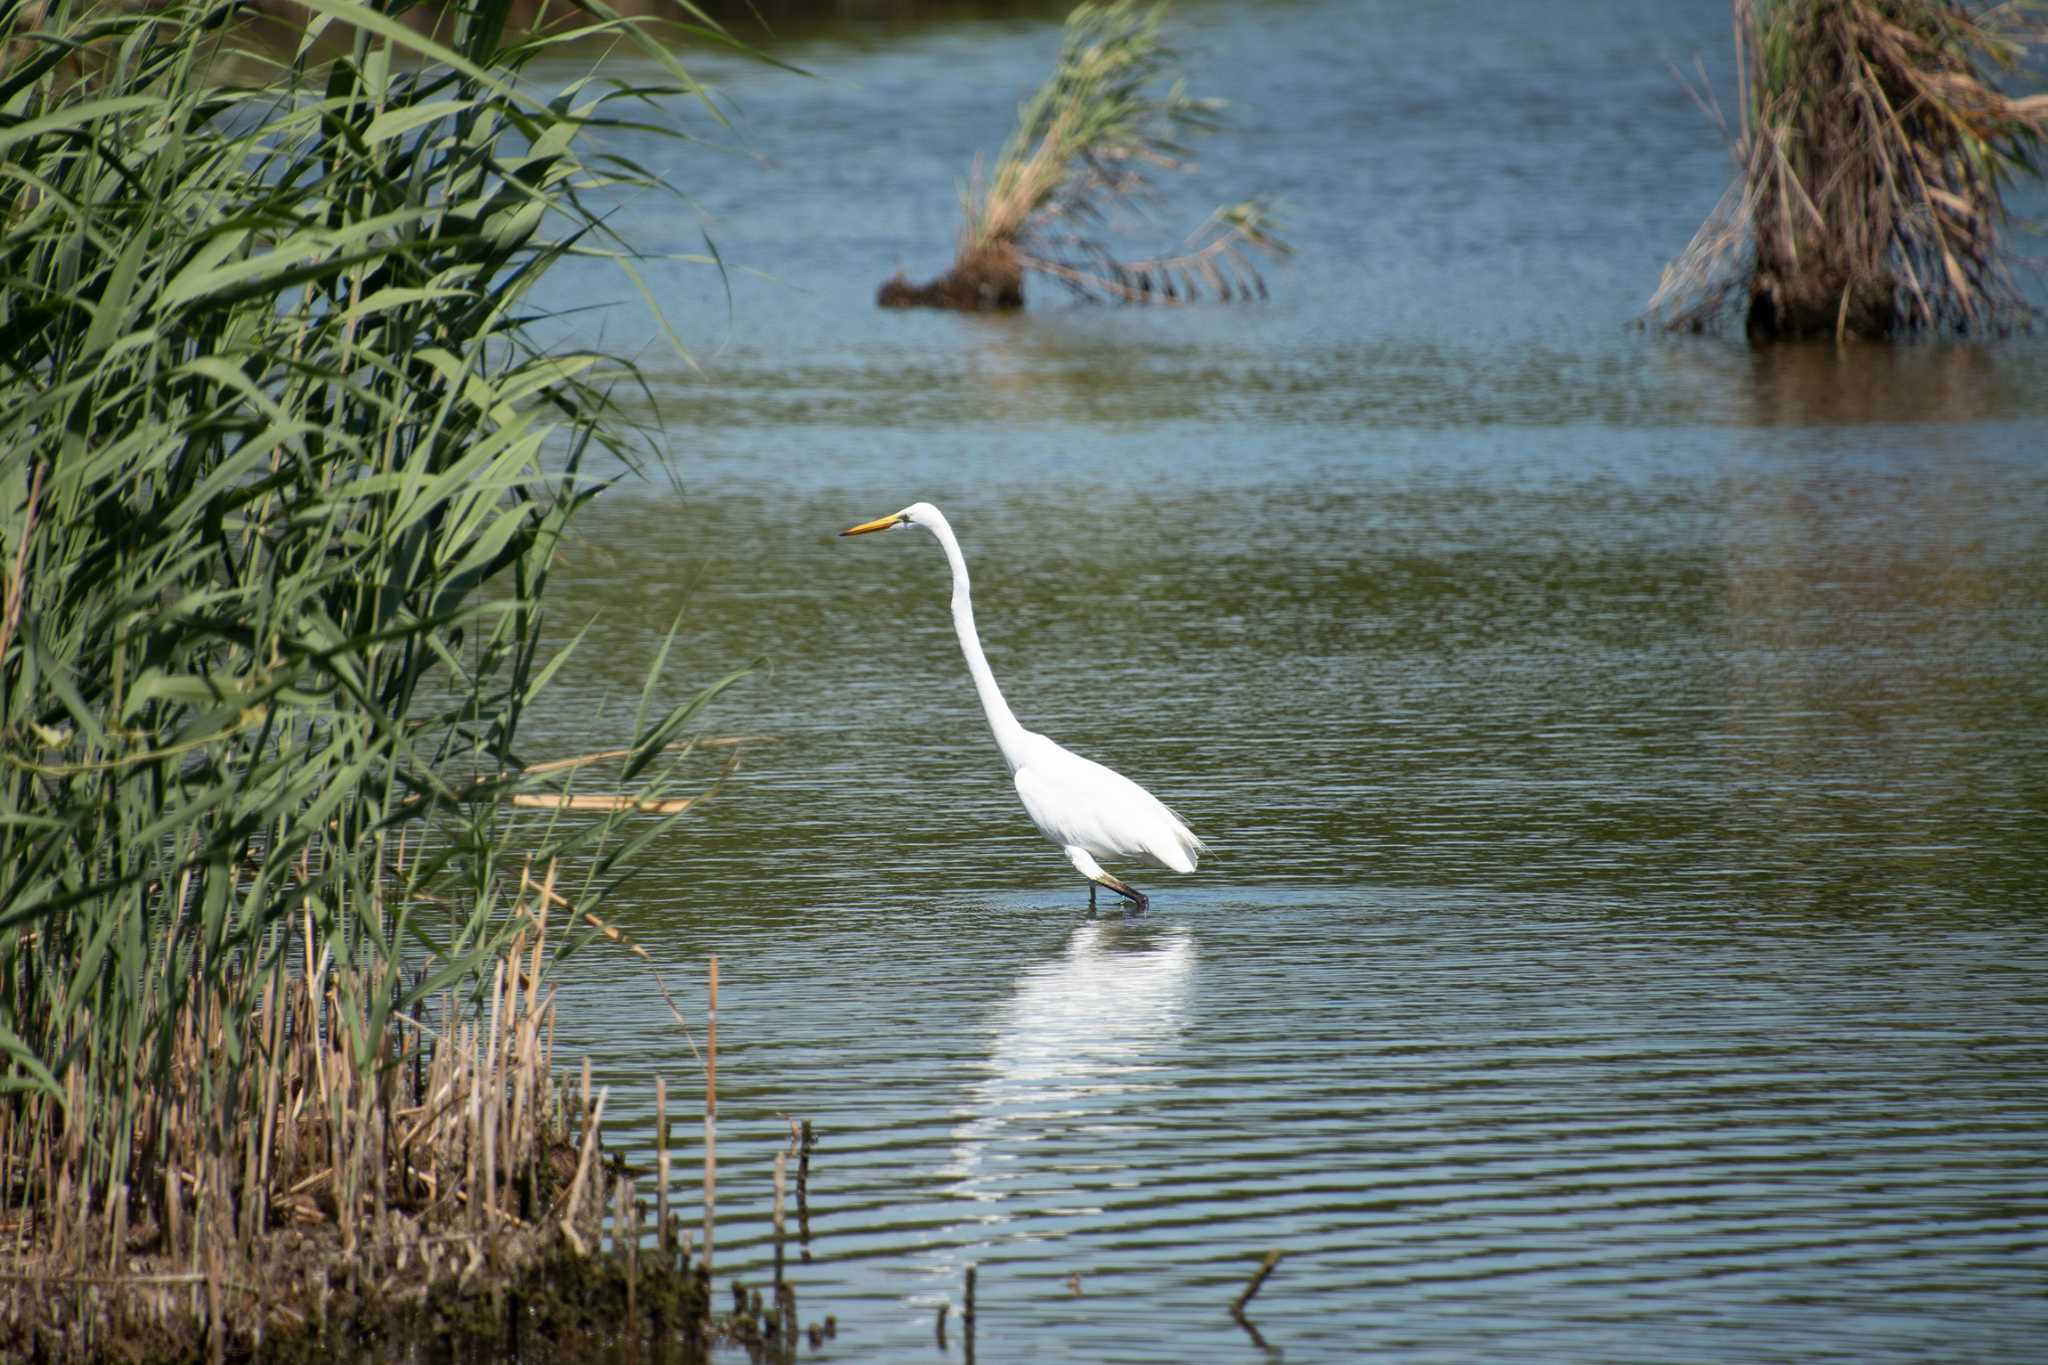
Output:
(0, 905), (828, 1362)
(0, 870), (583, 1357)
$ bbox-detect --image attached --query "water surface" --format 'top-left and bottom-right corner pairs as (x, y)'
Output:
(521, 3), (2048, 1360)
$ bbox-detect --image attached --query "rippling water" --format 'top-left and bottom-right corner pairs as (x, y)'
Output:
(519, 2), (2048, 1359)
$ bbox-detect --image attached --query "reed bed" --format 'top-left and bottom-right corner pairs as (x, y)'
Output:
(0, 891), (815, 1360)
(0, 0), (721, 1219)
(1, 0), (773, 1355)
(1, 872), (564, 1357)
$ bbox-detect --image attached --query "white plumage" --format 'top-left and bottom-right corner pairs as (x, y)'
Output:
(840, 501), (1205, 911)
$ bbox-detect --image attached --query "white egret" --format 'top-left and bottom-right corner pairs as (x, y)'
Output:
(839, 502), (1205, 911)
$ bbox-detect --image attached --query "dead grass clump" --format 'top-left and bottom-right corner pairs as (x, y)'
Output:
(879, 0), (1288, 310)
(1649, 0), (2048, 340)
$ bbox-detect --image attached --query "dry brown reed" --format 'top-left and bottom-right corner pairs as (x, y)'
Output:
(703, 954), (719, 1274)
(877, 0), (1286, 310)
(509, 793), (711, 814)
(1650, 0), (2048, 339)
(0, 871), (792, 1361)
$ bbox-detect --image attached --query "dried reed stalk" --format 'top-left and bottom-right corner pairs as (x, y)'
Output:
(508, 793), (703, 814)
(703, 955), (718, 1274)
(0, 860), (650, 1357)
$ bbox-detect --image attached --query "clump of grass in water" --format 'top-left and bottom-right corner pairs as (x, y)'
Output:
(0, 0), (761, 1351)
(878, 0), (1289, 309)
(1648, 0), (2048, 340)
(0, 872), (802, 1358)
(0, 870), (580, 1355)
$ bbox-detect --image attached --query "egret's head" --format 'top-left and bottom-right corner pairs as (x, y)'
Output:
(839, 502), (939, 537)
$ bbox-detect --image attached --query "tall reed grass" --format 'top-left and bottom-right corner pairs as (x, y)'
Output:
(0, 0), (736, 1264)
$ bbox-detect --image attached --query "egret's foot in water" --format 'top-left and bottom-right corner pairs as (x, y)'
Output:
(1097, 874), (1148, 915)
(1086, 879), (1145, 913)
(1068, 844), (1170, 919)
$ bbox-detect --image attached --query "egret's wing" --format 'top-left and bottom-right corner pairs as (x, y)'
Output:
(1013, 738), (1203, 872)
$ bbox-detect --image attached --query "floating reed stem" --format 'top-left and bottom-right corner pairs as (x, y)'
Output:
(508, 793), (707, 814)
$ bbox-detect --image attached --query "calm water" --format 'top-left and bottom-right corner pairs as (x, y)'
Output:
(518, 2), (2048, 1360)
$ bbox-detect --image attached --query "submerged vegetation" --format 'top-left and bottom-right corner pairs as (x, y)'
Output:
(0, 0), (753, 1353)
(878, 0), (1287, 309)
(1651, 0), (2048, 340)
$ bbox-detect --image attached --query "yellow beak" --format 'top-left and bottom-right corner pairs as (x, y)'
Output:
(839, 513), (904, 537)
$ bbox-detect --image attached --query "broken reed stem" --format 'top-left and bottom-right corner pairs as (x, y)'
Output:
(964, 1262), (977, 1363)
(621, 1177), (638, 1322)
(483, 978), (500, 1231)
(797, 1118), (814, 1258)
(1231, 1249), (1284, 1315)
(656, 1076), (671, 1257)
(771, 1152), (786, 1287)
(703, 955), (717, 1274)
(561, 1088), (607, 1252)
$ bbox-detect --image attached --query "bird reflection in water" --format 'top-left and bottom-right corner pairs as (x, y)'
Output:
(941, 917), (1196, 1212)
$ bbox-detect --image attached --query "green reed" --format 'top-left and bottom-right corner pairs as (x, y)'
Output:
(0, 0), (734, 1234)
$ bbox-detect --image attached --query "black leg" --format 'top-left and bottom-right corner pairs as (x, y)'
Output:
(1089, 883), (1097, 911)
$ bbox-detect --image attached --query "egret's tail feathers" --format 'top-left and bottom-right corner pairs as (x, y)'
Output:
(1149, 814), (1204, 874)
(1170, 806), (1206, 871)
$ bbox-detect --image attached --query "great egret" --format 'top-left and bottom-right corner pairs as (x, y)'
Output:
(839, 502), (1205, 911)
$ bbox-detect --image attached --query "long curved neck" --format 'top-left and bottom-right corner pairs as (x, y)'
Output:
(925, 514), (1030, 768)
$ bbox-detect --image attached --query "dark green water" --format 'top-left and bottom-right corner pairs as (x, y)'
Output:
(517, 2), (2048, 1360)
